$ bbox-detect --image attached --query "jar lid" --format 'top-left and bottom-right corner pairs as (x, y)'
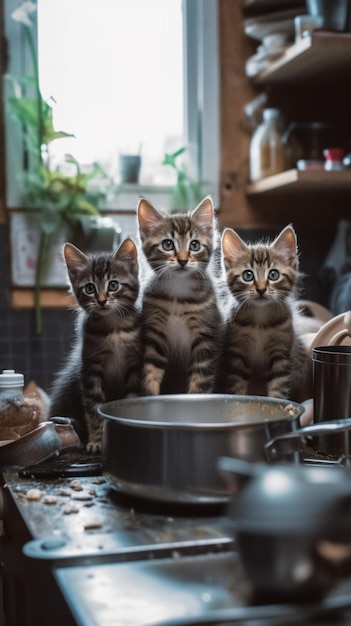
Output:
(0, 369), (24, 388)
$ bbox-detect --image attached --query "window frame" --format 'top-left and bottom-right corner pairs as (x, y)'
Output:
(3, 0), (220, 211)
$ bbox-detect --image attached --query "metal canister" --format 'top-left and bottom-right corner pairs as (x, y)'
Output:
(313, 346), (351, 457)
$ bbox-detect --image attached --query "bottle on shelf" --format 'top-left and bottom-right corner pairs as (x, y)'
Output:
(249, 108), (285, 183)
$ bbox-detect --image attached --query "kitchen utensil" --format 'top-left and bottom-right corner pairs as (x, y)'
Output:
(265, 417), (351, 461)
(219, 455), (351, 602)
(99, 394), (305, 504)
(0, 419), (81, 469)
(301, 310), (351, 356)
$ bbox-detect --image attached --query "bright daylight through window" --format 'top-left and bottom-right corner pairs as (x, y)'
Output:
(38, 0), (184, 187)
(4, 0), (219, 210)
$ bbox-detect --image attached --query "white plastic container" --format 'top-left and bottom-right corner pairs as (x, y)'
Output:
(0, 369), (24, 398)
(249, 108), (285, 182)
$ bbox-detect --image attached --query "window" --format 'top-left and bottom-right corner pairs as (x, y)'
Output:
(4, 0), (219, 211)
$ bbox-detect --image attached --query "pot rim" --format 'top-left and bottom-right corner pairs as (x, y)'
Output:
(98, 393), (304, 430)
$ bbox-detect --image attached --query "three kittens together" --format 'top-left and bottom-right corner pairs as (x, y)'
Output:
(50, 196), (312, 452)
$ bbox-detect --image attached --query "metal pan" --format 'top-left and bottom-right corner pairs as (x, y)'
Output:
(98, 394), (304, 505)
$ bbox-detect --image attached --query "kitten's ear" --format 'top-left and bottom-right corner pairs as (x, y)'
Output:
(273, 225), (298, 265)
(191, 195), (214, 228)
(137, 198), (164, 241)
(63, 243), (89, 273)
(221, 228), (247, 268)
(114, 238), (138, 272)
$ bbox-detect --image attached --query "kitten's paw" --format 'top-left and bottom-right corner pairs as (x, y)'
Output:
(143, 367), (162, 395)
(143, 383), (160, 396)
(86, 441), (102, 454)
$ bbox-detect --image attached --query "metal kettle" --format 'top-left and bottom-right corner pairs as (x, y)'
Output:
(219, 456), (351, 602)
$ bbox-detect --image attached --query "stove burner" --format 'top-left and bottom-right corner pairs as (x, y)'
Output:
(19, 450), (102, 478)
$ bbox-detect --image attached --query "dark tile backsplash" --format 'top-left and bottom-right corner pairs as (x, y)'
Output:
(0, 225), (75, 392)
(0, 223), (335, 394)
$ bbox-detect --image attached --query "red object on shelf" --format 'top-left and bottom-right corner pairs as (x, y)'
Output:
(323, 148), (345, 170)
(323, 148), (345, 161)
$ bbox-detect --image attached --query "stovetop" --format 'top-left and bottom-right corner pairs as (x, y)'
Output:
(52, 554), (351, 626)
(4, 451), (351, 626)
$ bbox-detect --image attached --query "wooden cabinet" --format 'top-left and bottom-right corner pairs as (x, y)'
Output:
(219, 4), (351, 230)
(253, 32), (351, 85)
(247, 33), (351, 200)
(247, 169), (351, 197)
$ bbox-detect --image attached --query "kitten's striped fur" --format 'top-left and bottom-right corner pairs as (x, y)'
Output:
(138, 196), (223, 395)
(49, 238), (142, 452)
(218, 225), (312, 401)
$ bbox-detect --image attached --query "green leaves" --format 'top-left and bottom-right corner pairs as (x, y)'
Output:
(8, 1), (108, 332)
(162, 147), (186, 169)
(162, 146), (207, 211)
(8, 90), (74, 147)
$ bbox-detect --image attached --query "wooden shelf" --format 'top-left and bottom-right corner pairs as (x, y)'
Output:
(253, 32), (351, 84)
(246, 168), (351, 196)
(11, 289), (75, 309)
(243, 0), (304, 11)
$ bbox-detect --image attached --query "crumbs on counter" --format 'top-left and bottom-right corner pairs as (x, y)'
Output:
(92, 477), (106, 484)
(69, 479), (83, 491)
(84, 521), (103, 530)
(26, 488), (42, 501)
(63, 504), (79, 515)
(71, 492), (94, 501)
(42, 495), (58, 505)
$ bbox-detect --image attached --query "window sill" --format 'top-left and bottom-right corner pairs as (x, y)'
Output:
(11, 289), (75, 309)
(101, 183), (218, 212)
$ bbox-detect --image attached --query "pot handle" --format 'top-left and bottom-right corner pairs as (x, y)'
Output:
(266, 418), (351, 462)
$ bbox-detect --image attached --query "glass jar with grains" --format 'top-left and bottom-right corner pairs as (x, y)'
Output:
(249, 108), (285, 182)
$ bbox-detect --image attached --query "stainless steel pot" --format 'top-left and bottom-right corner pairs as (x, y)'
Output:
(98, 394), (304, 504)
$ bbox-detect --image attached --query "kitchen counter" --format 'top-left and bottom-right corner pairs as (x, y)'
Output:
(0, 453), (236, 626)
(3, 452), (351, 626)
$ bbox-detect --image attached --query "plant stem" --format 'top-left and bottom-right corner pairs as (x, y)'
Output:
(23, 24), (43, 168)
(34, 230), (49, 334)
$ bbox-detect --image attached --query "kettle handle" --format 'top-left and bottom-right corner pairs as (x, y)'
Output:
(266, 418), (351, 462)
(217, 456), (262, 490)
(310, 311), (351, 352)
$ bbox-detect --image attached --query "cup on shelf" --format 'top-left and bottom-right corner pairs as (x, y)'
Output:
(294, 15), (323, 42)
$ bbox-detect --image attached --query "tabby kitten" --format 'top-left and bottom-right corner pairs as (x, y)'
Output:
(49, 238), (142, 452)
(138, 196), (223, 395)
(218, 225), (312, 402)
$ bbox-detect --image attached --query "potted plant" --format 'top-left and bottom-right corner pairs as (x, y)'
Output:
(6, 1), (108, 332)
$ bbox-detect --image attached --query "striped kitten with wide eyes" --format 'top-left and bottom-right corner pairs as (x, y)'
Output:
(49, 238), (142, 453)
(138, 196), (223, 395)
(223, 225), (298, 307)
(65, 242), (137, 313)
(218, 225), (312, 401)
